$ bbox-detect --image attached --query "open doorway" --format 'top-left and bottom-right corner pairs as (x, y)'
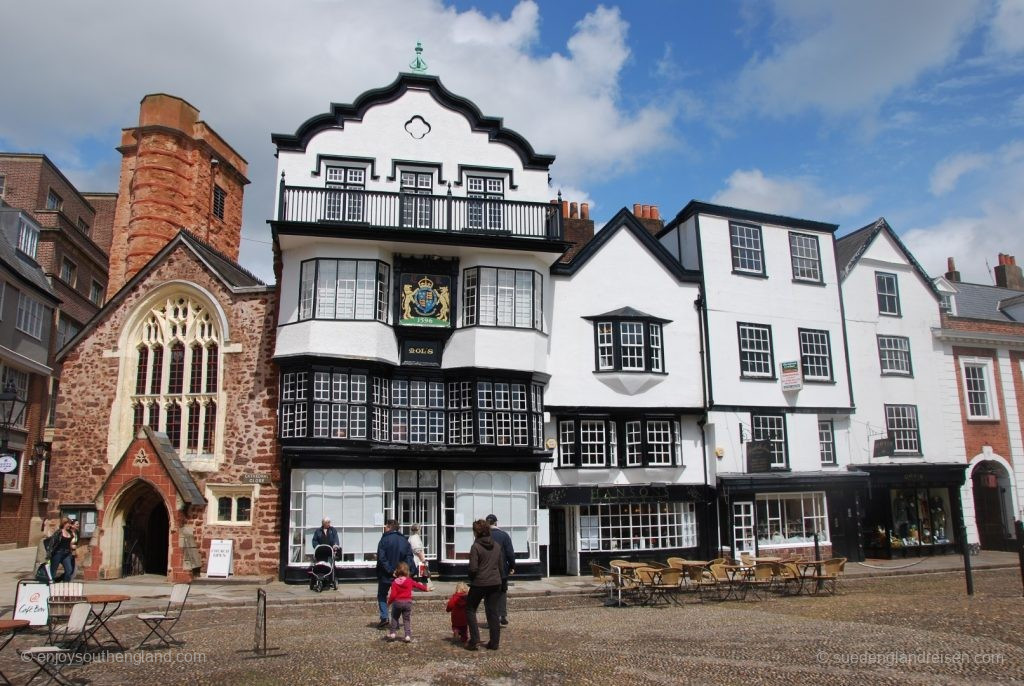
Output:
(105, 479), (171, 578)
(972, 461), (1014, 551)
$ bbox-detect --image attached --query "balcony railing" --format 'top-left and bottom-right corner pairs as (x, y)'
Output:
(277, 184), (563, 240)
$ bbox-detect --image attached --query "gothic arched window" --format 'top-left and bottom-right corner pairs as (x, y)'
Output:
(129, 294), (222, 457)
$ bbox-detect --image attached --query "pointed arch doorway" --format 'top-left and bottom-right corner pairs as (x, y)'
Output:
(106, 479), (171, 578)
(971, 460), (1014, 551)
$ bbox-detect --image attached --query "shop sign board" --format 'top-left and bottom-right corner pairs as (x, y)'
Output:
(400, 339), (442, 366)
(746, 441), (773, 473)
(873, 437), (895, 458)
(206, 539), (234, 578)
(14, 581), (49, 625)
(780, 361), (802, 392)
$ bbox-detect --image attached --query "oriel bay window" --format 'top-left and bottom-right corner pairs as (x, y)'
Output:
(280, 366), (544, 448)
(591, 315), (667, 373)
(298, 259), (390, 322)
(580, 502), (696, 552)
(462, 267), (542, 330)
(558, 416), (681, 468)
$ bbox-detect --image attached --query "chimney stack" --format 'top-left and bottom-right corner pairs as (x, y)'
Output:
(632, 203), (664, 236)
(995, 253), (1024, 290)
(558, 197), (595, 264)
(944, 257), (960, 283)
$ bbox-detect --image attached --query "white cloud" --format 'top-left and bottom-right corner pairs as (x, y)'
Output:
(711, 168), (870, 222)
(0, 1), (677, 281)
(903, 139), (1024, 283)
(929, 152), (991, 195)
(989, 0), (1024, 54)
(733, 0), (984, 117)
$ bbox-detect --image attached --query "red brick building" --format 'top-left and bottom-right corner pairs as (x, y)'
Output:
(0, 154), (114, 547)
(50, 95), (280, 580)
(935, 254), (1024, 550)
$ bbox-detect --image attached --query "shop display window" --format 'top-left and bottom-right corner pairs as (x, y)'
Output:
(885, 488), (953, 548)
(754, 492), (828, 547)
(579, 502), (696, 552)
(442, 471), (538, 561)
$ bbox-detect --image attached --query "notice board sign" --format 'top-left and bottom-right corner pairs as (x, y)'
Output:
(14, 580), (49, 626)
(746, 440), (773, 473)
(873, 437), (895, 458)
(206, 539), (235, 578)
(780, 360), (802, 392)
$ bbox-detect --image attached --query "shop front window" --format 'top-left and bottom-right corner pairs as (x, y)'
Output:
(579, 502), (696, 552)
(889, 488), (952, 548)
(442, 471), (537, 561)
(755, 492), (828, 547)
(288, 469), (394, 564)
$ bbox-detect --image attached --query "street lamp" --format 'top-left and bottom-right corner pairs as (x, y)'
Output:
(0, 381), (27, 517)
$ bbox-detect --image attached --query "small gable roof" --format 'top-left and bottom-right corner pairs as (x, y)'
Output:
(57, 229), (270, 361)
(97, 426), (206, 507)
(583, 306), (671, 323)
(835, 217), (940, 300)
(551, 208), (699, 282)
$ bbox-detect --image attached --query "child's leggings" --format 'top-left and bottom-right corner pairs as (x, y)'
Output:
(390, 601), (413, 637)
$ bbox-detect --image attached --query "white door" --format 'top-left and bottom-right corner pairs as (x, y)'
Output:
(733, 501), (755, 555)
(566, 507), (579, 576)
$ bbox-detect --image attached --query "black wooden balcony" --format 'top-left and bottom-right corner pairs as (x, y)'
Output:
(277, 184), (563, 241)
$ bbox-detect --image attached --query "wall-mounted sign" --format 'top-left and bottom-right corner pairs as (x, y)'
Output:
(873, 437), (895, 458)
(746, 440), (773, 473)
(400, 273), (451, 327)
(241, 473), (270, 485)
(780, 360), (802, 392)
(0, 454), (18, 474)
(400, 339), (442, 366)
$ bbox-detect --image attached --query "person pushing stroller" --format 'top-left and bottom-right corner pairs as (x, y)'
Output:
(309, 518), (341, 592)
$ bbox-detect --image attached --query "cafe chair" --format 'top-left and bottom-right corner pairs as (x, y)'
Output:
(20, 601), (92, 685)
(807, 558), (847, 596)
(46, 582), (86, 645)
(137, 583), (190, 649)
(741, 562), (777, 600)
(589, 563), (614, 598)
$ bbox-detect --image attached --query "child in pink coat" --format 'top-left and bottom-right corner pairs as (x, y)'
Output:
(387, 561), (430, 642)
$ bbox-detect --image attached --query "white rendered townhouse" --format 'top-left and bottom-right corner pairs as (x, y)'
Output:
(837, 218), (966, 560)
(660, 202), (861, 561)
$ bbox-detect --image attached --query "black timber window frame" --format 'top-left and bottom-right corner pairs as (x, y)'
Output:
(400, 170), (435, 229)
(875, 271), (901, 317)
(729, 222), (766, 276)
(591, 319), (667, 373)
(466, 176), (505, 231)
(877, 335), (913, 376)
(461, 266), (543, 331)
(798, 328), (834, 382)
(818, 419), (836, 466)
(788, 232), (823, 283)
(556, 415), (681, 469)
(750, 412), (788, 469)
(298, 258), (390, 323)
(324, 166), (367, 222)
(737, 322), (775, 379)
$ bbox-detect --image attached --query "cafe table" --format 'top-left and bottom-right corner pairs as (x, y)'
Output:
(797, 561), (826, 595)
(0, 619), (30, 685)
(84, 594), (131, 651)
(720, 565), (751, 600)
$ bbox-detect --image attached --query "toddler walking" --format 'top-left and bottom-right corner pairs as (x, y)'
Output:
(446, 581), (469, 643)
(387, 561), (429, 642)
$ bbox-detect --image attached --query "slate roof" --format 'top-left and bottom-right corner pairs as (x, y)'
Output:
(95, 426), (206, 507)
(582, 306), (672, 323)
(835, 217), (940, 300)
(0, 214), (59, 302)
(177, 229), (264, 288)
(950, 281), (1023, 322)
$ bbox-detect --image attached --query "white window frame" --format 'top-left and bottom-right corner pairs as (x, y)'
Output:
(60, 257), (77, 287)
(818, 420), (836, 466)
(579, 420), (607, 467)
(789, 232), (822, 283)
(15, 292), (45, 340)
(45, 189), (62, 211)
(89, 281), (104, 306)
(876, 272), (901, 316)
(960, 358), (999, 421)
(752, 413), (787, 468)
(579, 502), (696, 552)
(885, 404), (921, 454)
(738, 323), (773, 378)
(207, 486), (255, 526)
(755, 492), (829, 548)
(877, 335), (912, 376)
(799, 328), (833, 382)
(17, 219), (39, 259)
(730, 223), (764, 275)
(442, 471), (538, 562)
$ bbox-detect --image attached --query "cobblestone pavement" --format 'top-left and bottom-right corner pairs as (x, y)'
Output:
(2, 568), (1022, 685)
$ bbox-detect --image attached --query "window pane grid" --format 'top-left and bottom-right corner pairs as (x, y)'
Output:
(799, 329), (832, 380)
(878, 336), (912, 375)
(885, 405), (920, 454)
(963, 364), (991, 418)
(579, 502), (696, 551)
(818, 420), (835, 465)
(789, 233), (822, 281)
(752, 414), (787, 468)
(730, 224), (763, 273)
(738, 324), (773, 377)
(876, 272), (900, 315)
(299, 259), (390, 322)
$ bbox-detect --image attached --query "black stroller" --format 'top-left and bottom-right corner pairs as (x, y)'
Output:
(308, 544), (338, 592)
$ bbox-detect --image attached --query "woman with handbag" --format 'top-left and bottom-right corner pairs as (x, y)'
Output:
(408, 524), (428, 583)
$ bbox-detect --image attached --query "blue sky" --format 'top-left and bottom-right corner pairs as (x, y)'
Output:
(1, 0), (1021, 283)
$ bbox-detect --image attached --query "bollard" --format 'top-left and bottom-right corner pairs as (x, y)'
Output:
(960, 525), (974, 596)
(1015, 520), (1024, 598)
(813, 532), (823, 593)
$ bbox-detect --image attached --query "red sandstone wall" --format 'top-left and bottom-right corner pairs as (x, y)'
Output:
(51, 243), (279, 577)
(952, 346), (1010, 460)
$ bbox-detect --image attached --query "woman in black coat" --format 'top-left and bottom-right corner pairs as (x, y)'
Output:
(465, 519), (504, 651)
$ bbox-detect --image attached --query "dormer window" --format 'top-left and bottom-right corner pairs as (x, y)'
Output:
(467, 176), (504, 231)
(587, 308), (669, 373)
(16, 219), (39, 259)
(325, 167), (366, 222)
(400, 171), (434, 228)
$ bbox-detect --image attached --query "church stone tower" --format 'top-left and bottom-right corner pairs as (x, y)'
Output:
(106, 94), (249, 296)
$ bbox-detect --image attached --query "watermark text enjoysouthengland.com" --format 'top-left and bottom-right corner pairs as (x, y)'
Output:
(23, 650), (207, 666)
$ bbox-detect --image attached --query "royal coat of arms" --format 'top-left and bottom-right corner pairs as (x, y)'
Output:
(400, 275), (450, 327)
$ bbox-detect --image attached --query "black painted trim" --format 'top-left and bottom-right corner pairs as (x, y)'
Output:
(272, 222), (568, 254)
(661, 200), (840, 237)
(748, 410), (788, 469)
(818, 418), (836, 466)
(874, 271), (903, 317)
(589, 319), (668, 373)
(387, 160), (447, 184)
(876, 334), (914, 377)
(798, 327), (835, 383)
(550, 207), (701, 282)
(710, 405), (855, 415)
(695, 215), (713, 408)
(883, 403), (923, 456)
(545, 406), (704, 414)
(833, 237), (857, 410)
(736, 321), (776, 380)
(729, 222), (767, 277)
(271, 73), (555, 170)
(311, 155), (381, 180)
(455, 165), (517, 190)
(835, 218), (943, 301)
(460, 265), (543, 331)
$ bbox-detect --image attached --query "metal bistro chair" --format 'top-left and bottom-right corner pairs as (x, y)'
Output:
(741, 562), (777, 600)
(137, 583), (191, 649)
(589, 562), (615, 599)
(21, 602), (92, 686)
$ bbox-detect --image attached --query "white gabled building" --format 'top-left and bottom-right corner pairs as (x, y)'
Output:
(836, 218), (966, 560)
(660, 202), (863, 562)
(270, 72), (563, 581)
(542, 209), (710, 574)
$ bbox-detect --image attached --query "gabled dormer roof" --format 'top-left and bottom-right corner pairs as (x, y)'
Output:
(56, 229), (270, 361)
(835, 217), (940, 300)
(271, 73), (555, 170)
(95, 426), (205, 507)
(583, 306), (672, 324)
(550, 208), (700, 282)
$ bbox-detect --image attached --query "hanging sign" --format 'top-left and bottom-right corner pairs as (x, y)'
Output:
(399, 274), (451, 327)
(206, 539), (235, 578)
(746, 440), (773, 473)
(14, 580), (50, 626)
(873, 437), (895, 457)
(0, 455), (18, 474)
(780, 361), (802, 392)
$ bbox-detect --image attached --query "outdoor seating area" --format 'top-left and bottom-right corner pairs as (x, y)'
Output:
(593, 556), (848, 607)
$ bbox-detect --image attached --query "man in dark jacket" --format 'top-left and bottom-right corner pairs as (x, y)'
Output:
(311, 518), (340, 550)
(375, 519), (414, 628)
(486, 514), (515, 626)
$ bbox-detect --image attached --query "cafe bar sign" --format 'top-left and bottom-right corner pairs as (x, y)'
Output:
(401, 339), (442, 366)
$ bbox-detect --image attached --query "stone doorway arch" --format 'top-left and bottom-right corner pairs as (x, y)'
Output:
(102, 479), (172, 579)
(971, 460), (1014, 551)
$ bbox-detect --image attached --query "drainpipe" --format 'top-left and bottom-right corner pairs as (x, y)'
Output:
(695, 291), (712, 560)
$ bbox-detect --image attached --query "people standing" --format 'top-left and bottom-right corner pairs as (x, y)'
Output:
(465, 519), (503, 651)
(446, 581), (470, 644)
(47, 518), (74, 583)
(386, 561), (429, 642)
(485, 514), (515, 626)
(312, 518), (340, 552)
(375, 519), (414, 629)
(68, 520), (80, 580)
(407, 524), (427, 582)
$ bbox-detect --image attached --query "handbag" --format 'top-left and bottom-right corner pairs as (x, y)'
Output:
(35, 562), (51, 584)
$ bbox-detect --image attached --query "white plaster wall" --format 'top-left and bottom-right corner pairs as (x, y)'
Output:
(657, 218), (698, 271)
(538, 418), (706, 487)
(545, 224), (703, 409)
(275, 88), (551, 212)
(697, 214), (851, 409)
(705, 410), (848, 475)
(841, 231), (956, 468)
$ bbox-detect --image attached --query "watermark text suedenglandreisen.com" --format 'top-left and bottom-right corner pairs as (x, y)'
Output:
(22, 650), (206, 666)
(816, 649), (1004, 667)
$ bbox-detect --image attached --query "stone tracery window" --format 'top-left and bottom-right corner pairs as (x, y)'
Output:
(130, 294), (222, 457)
